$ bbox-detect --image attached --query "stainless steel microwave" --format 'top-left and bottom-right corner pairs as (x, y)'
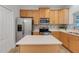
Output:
(40, 18), (49, 24)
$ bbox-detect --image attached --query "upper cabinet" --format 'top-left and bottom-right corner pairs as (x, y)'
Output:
(64, 9), (69, 24)
(54, 10), (59, 24)
(49, 10), (55, 24)
(39, 8), (50, 18)
(50, 9), (69, 24)
(20, 10), (33, 17)
(20, 8), (69, 24)
(49, 10), (59, 24)
(33, 10), (40, 24)
(59, 9), (69, 24)
(59, 9), (64, 24)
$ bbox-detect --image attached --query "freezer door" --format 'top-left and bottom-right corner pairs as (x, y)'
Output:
(16, 18), (24, 42)
(24, 18), (32, 35)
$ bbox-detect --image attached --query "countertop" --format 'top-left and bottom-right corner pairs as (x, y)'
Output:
(33, 28), (79, 36)
(33, 25), (79, 37)
(16, 35), (62, 45)
(62, 31), (79, 37)
(52, 29), (79, 37)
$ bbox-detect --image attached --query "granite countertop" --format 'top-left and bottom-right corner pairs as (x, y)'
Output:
(16, 35), (62, 45)
(52, 29), (79, 37)
(62, 31), (79, 37)
(33, 27), (79, 36)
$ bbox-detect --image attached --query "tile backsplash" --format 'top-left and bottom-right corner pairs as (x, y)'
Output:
(33, 24), (60, 32)
(33, 24), (79, 31)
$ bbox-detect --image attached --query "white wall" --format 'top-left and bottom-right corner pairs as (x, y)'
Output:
(69, 5), (79, 24)
(0, 6), (16, 52)
(3, 5), (20, 18)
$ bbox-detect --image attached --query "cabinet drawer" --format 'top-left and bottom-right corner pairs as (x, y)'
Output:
(33, 32), (39, 35)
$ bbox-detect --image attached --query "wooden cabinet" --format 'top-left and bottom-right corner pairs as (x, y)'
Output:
(20, 8), (69, 25)
(69, 35), (79, 53)
(39, 8), (50, 18)
(20, 10), (33, 17)
(52, 31), (60, 39)
(59, 10), (64, 24)
(49, 10), (59, 24)
(49, 10), (55, 24)
(50, 9), (69, 24)
(59, 32), (79, 52)
(18, 45), (61, 53)
(63, 9), (69, 24)
(60, 32), (69, 47)
(59, 9), (69, 24)
(52, 31), (79, 53)
(54, 10), (59, 24)
(52, 31), (70, 46)
(33, 10), (39, 24)
(33, 32), (39, 35)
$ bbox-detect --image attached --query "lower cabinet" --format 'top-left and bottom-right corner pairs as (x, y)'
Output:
(60, 32), (69, 48)
(33, 32), (39, 35)
(68, 35), (79, 53)
(52, 31), (79, 53)
(52, 31), (60, 39)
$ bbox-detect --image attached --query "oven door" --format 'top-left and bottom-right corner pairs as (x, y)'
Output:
(40, 29), (48, 32)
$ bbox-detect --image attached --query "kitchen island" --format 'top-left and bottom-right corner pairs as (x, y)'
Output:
(16, 35), (62, 53)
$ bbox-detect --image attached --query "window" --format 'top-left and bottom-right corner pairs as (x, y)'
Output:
(75, 15), (79, 29)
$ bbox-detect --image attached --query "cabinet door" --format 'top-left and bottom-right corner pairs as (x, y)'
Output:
(59, 9), (69, 24)
(59, 9), (64, 24)
(54, 10), (59, 24)
(20, 10), (33, 17)
(69, 35), (79, 53)
(39, 8), (49, 18)
(45, 8), (50, 18)
(61, 32), (69, 47)
(49, 10), (59, 24)
(49, 10), (55, 24)
(33, 32), (39, 35)
(52, 32), (60, 39)
(63, 9), (69, 24)
(33, 10), (39, 24)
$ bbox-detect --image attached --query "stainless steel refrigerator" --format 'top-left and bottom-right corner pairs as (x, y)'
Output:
(16, 18), (33, 42)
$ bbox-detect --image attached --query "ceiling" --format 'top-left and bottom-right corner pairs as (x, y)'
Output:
(18, 5), (71, 10)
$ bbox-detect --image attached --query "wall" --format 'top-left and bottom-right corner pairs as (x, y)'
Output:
(4, 5), (20, 18)
(3, 5), (21, 49)
(0, 5), (16, 52)
(2, 5), (21, 51)
(69, 5), (79, 24)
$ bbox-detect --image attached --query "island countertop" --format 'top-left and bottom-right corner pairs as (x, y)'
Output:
(16, 35), (62, 45)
